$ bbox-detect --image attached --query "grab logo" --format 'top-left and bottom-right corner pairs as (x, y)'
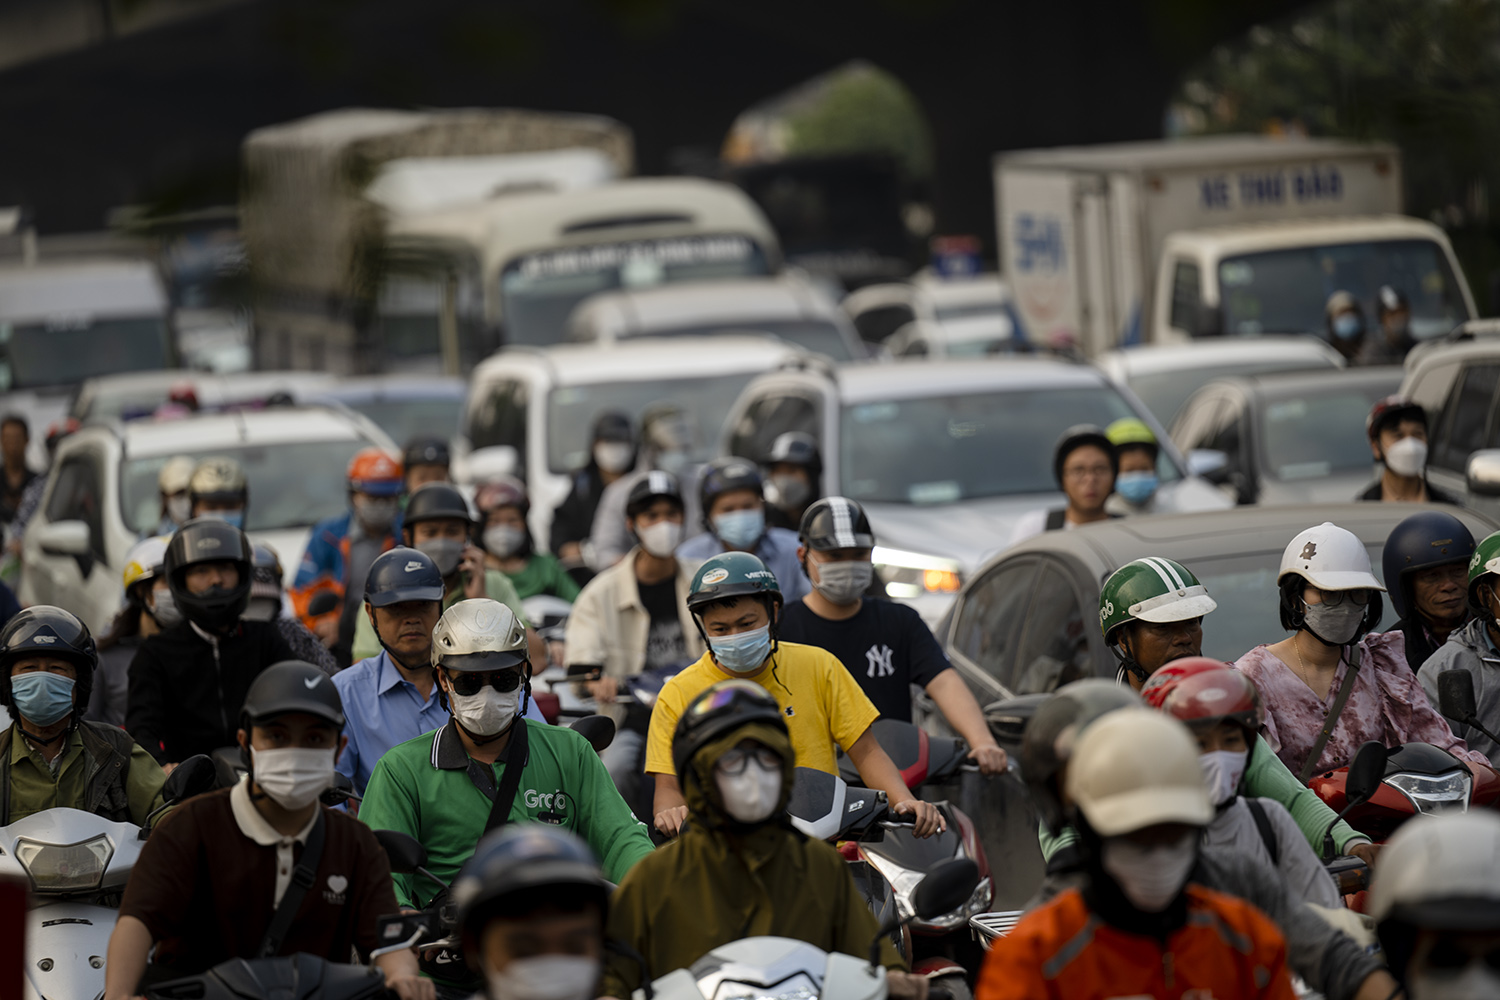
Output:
(524, 788), (571, 814)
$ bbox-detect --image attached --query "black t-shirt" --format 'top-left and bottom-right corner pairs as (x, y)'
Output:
(779, 598), (952, 721)
(637, 577), (687, 671)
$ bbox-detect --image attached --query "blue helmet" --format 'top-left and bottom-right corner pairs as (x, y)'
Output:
(364, 547), (446, 608)
(1383, 511), (1476, 619)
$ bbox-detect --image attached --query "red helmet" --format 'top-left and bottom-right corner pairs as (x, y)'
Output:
(347, 448), (403, 496)
(1142, 657), (1262, 732)
(474, 476), (528, 516)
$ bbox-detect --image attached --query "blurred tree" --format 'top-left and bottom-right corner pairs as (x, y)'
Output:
(1172, 0), (1500, 308)
(783, 64), (933, 181)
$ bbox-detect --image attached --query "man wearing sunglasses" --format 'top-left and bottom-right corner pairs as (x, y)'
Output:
(360, 599), (653, 998)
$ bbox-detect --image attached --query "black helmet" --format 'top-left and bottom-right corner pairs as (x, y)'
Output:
(165, 518), (253, 631)
(592, 411), (633, 444)
(402, 436), (451, 470)
(625, 470), (683, 519)
(671, 679), (788, 780)
(402, 483), (474, 535)
(364, 547), (446, 607)
(245, 544), (285, 621)
(0, 606), (97, 719)
(453, 825), (609, 972)
(1383, 511), (1477, 620)
(1020, 679), (1143, 832)
(798, 497), (875, 552)
(700, 457), (762, 520)
(239, 660), (345, 732)
(1052, 425), (1117, 487)
(1377, 285), (1410, 317)
(765, 431), (822, 477)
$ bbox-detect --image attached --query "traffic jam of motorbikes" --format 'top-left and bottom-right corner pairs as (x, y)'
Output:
(10, 5), (1500, 999)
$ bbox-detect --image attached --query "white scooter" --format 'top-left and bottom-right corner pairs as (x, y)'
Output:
(640, 858), (980, 1000)
(0, 755), (216, 1000)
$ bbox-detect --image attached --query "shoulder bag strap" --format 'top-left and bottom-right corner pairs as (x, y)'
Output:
(1297, 658), (1362, 784)
(1244, 798), (1281, 867)
(459, 719), (531, 833)
(257, 808), (327, 958)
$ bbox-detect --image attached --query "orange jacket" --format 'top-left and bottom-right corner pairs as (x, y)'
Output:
(976, 884), (1296, 1000)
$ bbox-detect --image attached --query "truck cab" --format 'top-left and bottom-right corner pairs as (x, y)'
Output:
(1154, 215), (1475, 343)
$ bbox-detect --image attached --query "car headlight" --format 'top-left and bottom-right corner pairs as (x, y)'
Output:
(872, 546), (963, 599)
(14, 834), (113, 892)
(1385, 771), (1471, 814)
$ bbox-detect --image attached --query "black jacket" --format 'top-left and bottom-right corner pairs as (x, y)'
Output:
(1356, 478), (1461, 505)
(549, 465), (609, 554)
(126, 621), (297, 764)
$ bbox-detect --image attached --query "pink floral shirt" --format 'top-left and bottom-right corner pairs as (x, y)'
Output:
(1235, 630), (1489, 776)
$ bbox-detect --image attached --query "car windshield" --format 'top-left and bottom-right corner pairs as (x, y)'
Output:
(1258, 378), (1400, 481)
(841, 385), (1177, 504)
(639, 320), (856, 361)
(120, 438), (371, 533)
(1129, 358), (1337, 426)
(547, 371), (764, 474)
(501, 235), (772, 347)
(337, 396), (463, 445)
(1218, 239), (1469, 340)
(1193, 547), (1394, 661)
(0, 317), (170, 390)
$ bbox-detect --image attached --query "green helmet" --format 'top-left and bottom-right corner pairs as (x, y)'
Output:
(1468, 531), (1500, 619)
(1099, 557), (1217, 645)
(687, 551), (783, 616)
(1105, 417), (1157, 449)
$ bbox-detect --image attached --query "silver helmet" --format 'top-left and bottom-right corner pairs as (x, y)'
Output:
(431, 598), (528, 672)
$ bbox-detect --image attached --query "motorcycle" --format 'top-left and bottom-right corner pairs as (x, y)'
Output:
(3, 754), (216, 1000)
(145, 953), (386, 1000)
(643, 857), (980, 1000)
(788, 764), (988, 997)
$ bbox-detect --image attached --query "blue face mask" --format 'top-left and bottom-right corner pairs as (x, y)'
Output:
(713, 508), (766, 550)
(11, 672), (76, 727)
(200, 509), (246, 530)
(709, 625), (773, 674)
(1116, 471), (1159, 505)
(1332, 314), (1364, 341)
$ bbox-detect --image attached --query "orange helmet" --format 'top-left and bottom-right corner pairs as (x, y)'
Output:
(347, 448), (404, 496)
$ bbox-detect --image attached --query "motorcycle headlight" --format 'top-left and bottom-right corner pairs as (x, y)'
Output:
(14, 834), (113, 892)
(872, 546), (963, 599)
(1385, 770), (1471, 815)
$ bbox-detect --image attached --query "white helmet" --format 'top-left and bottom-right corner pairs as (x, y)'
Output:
(1278, 522), (1385, 592)
(431, 598), (528, 671)
(1065, 708), (1213, 837)
(123, 536), (171, 592)
(158, 455), (196, 495)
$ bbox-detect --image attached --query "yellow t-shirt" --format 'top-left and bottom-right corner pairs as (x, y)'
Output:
(645, 641), (881, 777)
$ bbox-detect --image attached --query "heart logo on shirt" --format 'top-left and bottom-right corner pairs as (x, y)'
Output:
(327, 875), (348, 895)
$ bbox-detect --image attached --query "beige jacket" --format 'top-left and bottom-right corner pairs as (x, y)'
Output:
(565, 547), (705, 724)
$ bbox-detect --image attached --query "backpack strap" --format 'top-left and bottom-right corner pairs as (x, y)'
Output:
(257, 808), (326, 958)
(1244, 797), (1280, 867)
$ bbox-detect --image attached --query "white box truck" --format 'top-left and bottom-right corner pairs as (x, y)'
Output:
(994, 135), (1476, 355)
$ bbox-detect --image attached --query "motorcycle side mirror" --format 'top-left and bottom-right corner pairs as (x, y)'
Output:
(570, 715), (616, 754)
(375, 829), (429, 875)
(320, 771), (360, 806)
(163, 755), (216, 804)
(1345, 741), (1389, 805)
(913, 858), (980, 921)
(307, 591), (340, 618)
(1439, 669), (1480, 723)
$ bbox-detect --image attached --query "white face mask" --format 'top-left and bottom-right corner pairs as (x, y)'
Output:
(251, 746), (335, 810)
(149, 587), (183, 628)
(487, 955), (601, 1000)
(715, 756), (783, 824)
(1385, 436), (1429, 478)
(593, 442), (634, 475)
(1101, 832), (1197, 912)
(484, 525), (527, 558)
(1199, 749), (1249, 806)
(636, 520), (682, 558)
(1408, 962), (1500, 1000)
(812, 559), (873, 606)
(166, 493), (192, 525)
(449, 684), (521, 737)
(355, 496), (400, 533)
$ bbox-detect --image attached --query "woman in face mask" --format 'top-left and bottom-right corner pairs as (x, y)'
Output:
(475, 478), (580, 603)
(1235, 522), (1488, 782)
(1142, 660), (1340, 910)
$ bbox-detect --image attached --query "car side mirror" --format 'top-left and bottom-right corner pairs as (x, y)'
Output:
(1439, 669), (1480, 722)
(570, 714), (616, 754)
(374, 829), (429, 875)
(912, 858), (980, 921)
(1195, 303), (1224, 338)
(34, 520), (91, 557)
(162, 755), (216, 804)
(1345, 741), (1388, 805)
(1468, 450), (1500, 497)
(1187, 449), (1229, 483)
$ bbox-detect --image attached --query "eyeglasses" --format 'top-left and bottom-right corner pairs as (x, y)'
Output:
(447, 669), (522, 697)
(1313, 588), (1371, 608)
(716, 745), (781, 776)
(1063, 465), (1113, 482)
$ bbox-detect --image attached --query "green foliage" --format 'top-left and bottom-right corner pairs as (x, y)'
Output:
(784, 66), (933, 180)
(1173, 0), (1500, 299)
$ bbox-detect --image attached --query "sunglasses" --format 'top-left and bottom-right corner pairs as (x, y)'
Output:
(1312, 588), (1371, 608)
(447, 669), (523, 698)
(716, 745), (781, 776)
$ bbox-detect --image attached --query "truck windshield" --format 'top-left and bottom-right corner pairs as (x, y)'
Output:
(631, 320), (857, 361)
(1217, 239), (1469, 339)
(501, 234), (772, 347)
(546, 371), (761, 474)
(372, 267), (487, 369)
(840, 386), (1177, 504)
(0, 317), (170, 390)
